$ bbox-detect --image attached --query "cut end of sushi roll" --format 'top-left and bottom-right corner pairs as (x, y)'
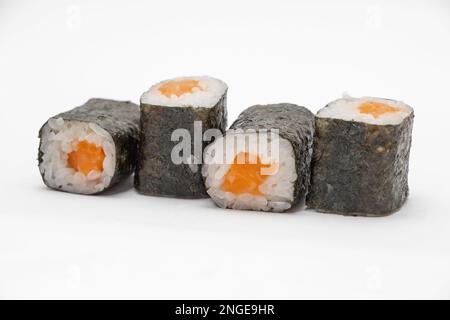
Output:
(39, 118), (116, 194)
(140, 76), (228, 108)
(202, 132), (297, 212)
(318, 95), (413, 125)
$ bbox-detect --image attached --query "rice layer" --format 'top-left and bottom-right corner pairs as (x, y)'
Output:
(318, 95), (413, 125)
(140, 76), (228, 108)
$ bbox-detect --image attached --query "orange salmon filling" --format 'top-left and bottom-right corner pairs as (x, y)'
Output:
(358, 101), (400, 119)
(158, 79), (203, 97)
(221, 152), (272, 196)
(67, 140), (105, 175)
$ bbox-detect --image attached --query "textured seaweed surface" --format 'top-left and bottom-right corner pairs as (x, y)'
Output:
(229, 103), (315, 209)
(306, 112), (414, 216)
(38, 98), (140, 193)
(135, 94), (227, 198)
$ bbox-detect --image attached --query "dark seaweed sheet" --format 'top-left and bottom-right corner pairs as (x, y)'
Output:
(135, 94), (227, 198)
(306, 113), (414, 216)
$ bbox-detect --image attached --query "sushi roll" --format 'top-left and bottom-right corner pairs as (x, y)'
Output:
(38, 98), (140, 194)
(306, 96), (414, 216)
(202, 103), (315, 212)
(135, 76), (227, 198)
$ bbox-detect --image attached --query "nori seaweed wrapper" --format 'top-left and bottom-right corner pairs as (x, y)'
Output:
(306, 110), (414, 216)
(228, 103), (315, 209)
(38, 98), (140, 193)
(135, 94), (227, 198)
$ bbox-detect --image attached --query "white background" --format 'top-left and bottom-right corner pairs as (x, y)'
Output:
(1, 0), (449, 299)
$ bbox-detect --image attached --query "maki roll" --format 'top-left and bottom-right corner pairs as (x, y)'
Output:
(202, 103), (315, 212)
(135, 76), (227, 198)
(307, 96), (414, 216)
(38, 98), (140, 194)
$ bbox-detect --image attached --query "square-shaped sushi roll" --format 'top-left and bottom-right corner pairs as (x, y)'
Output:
(135, 76), (228, 198)
(307, 95), (414, 216)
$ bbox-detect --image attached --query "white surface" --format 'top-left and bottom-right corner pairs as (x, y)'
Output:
(1, 0), (449, 299)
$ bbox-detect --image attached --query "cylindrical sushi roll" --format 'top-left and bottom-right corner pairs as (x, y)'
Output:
(202, 103), (315, 212)
(306, 95), (414, 216)
(38, 98), (140, 194)
(135, 76), (227, 198)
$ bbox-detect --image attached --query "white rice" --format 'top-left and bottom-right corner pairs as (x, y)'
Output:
(318, 95), (413, 125)
(140, 76), (227, 108)
(39, 117), (116, 194)
(202, 132), (296, 212)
